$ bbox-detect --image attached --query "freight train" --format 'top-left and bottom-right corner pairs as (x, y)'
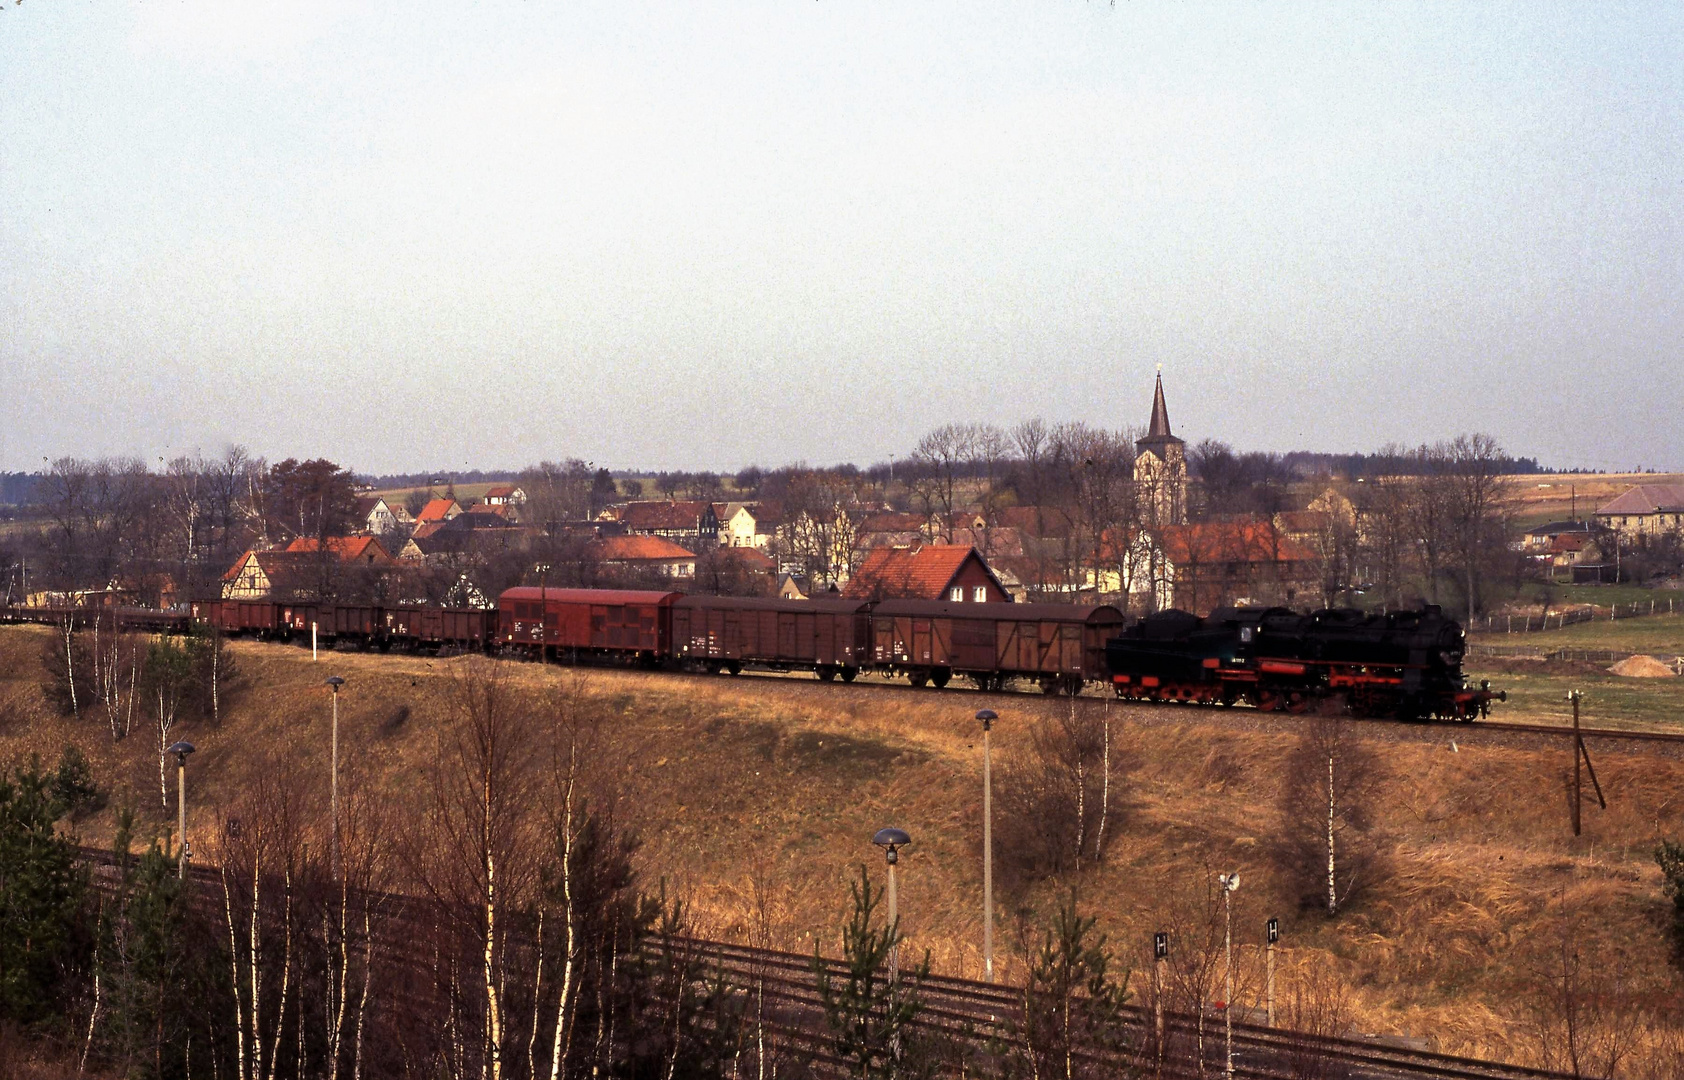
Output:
(2, 589), (1501, 720)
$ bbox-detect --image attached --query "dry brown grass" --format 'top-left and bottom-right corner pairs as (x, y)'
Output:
(2, 623), (1681, 1068)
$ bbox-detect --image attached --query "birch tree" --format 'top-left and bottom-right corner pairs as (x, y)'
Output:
(1275, 715), (1386, 916)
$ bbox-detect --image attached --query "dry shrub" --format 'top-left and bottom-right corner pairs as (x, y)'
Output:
(1278, 958), (1355, 1080)
(1274, 715), (1388, 915)
(1523, 895), (1649, 1078)
(994, 703), (1129, 884)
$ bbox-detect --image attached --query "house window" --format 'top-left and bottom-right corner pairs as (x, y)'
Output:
(972, 586), (986, 602)
(949, 586), (963, 602)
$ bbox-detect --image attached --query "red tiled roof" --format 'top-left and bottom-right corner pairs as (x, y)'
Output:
(857, 512), (933, 534)
(483, 484), (519, 499)
(416, 498), (461, 522)
(719, 547), (776, 572)
(1274, 511), (1331, 535)
(284, 536), (396, 563)
(991, 506), (1075, 538)
(842, 544), (1000, 600)
(411, 520), (450, 540)
(1155, 521), (1317, 566)
(587, 535), (697, 562)
(621, 501), (711, 531)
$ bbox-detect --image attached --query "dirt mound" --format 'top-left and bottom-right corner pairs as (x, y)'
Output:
(1607, 654), (1679, 678)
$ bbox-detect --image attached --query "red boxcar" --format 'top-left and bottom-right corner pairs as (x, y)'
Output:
(196, 599), (279, 636)
(869, 600), (1126, 691)
(499, 587), (679, 661)
(384, 605), (493, 650)
(670, 596), (871, 679)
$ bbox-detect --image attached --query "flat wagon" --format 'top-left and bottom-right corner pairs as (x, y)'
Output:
(670, 596), (871, 679)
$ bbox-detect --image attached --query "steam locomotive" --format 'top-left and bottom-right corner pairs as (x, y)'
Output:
(1105, 604), (1503, 720)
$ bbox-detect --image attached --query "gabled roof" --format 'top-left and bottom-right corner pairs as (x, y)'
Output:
(841, 544), (1005, 601)
(587, 535), (697, 562)
(991, 505), (1076, 539)
(416, 498), (462, 522)
(353, 496), (391, 519)
(1155, 521), (1317, 566)
(620, 500), (713, 531)
(1274, 511), (1332, 535)
(1527, 520), (1594, 537)
(857, 511), (934, 535)
(1596, 484), (1684, 516)
(483, 484), (522, 500)
(284, 536), (397, 564)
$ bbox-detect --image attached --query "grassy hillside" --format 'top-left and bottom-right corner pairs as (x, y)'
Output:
(1, 624), (1681, 1067)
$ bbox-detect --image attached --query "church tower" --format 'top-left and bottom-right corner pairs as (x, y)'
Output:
(1133, 370), (1186, 526)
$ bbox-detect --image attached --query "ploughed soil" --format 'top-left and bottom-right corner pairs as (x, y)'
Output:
(2, 624), (1682, 1068)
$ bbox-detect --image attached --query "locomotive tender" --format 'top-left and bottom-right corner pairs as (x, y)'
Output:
(40, 588), (1495, 720)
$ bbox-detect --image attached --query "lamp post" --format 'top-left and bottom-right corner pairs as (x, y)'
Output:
(873, 827), (911, 982)
(326, 675), (345, 879)
(976, 708), (997, 982)
(165, 741), (196, 879)
(1218, 872), (1241, 1080)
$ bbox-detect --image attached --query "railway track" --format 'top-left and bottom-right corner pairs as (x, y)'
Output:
(74, 846), (1574, 1080)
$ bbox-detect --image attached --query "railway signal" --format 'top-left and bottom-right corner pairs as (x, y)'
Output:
(1153, 931), (1168, 1065)
(1266, 917), (1279, 1026)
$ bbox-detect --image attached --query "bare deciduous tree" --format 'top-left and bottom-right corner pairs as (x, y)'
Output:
(1275, 716), (1386, 916)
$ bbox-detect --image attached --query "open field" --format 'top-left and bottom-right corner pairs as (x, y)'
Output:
(1, 624), (1682, 1068)
(1501, 472), (1684, 528)
(1469, 610), (1684, 658)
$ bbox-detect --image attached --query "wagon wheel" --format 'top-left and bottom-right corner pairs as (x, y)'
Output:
(1257, 690), (1280, 712)
(1286, 692), (1312, 715)
(726, 661), (742, 676)
(817, 666), (837, 683)
(839, 667), (858, 683)
(908, 670), (929, 688)
(931, 669), (952, 689)
(1040, 677), (1060, 695)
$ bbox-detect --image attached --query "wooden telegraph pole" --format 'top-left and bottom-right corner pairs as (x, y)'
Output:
(1567, 690), (1606, 836)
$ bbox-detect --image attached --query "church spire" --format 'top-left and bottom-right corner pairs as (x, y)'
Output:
(1146, 368), (1173, 439)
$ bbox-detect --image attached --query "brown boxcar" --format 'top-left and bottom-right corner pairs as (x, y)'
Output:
(670, 596), (871, 678)
(197, 599), (279, 636)
(869, 600), (1126, 691)
(499, 587), (679, 660)
(383, 605), (492, 649)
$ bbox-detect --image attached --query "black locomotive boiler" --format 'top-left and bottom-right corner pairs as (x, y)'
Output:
(1105, 604), (1503, 720)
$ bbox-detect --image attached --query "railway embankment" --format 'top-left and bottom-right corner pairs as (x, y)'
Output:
(1, 622), (1681, 1070)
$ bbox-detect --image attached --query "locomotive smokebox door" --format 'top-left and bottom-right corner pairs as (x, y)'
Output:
(1267, 918), (1279, 944)
(1154, 933), (1168, 960)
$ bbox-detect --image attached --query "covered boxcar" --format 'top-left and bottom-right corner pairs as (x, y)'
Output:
(499, 587), (679, 663)
(670, 596), (871, 679)
(869, 600), (1126, 692)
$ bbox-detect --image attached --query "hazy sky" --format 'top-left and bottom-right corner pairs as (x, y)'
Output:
(3, 3), (1679, 475)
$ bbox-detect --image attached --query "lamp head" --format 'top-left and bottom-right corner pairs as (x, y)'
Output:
(975, 708), (996, 729)
(1218, 872), (1240, 893)
(165, 741), (196, 763)
(326, 675), (346, 690)
(872, 827), (911, 864)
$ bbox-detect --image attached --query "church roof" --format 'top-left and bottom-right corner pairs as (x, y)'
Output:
(1136, 371), (1183, 447)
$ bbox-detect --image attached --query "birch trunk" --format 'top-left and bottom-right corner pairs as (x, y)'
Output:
(352, 901), (372, 1080)
(1326, 751), (1338, 916)
(63, 618), (79, 720)
(222, 871), (249, 1080)
(485, 846), (503, 1080)
(264, 868), (292, 1080)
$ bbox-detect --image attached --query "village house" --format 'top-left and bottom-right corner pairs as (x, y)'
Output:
(1594, 484), (1684, 538)
(352, 496), (403, 535)
(715, 502), (782, 549)
(614, 500), (720, 547)
(841, 544), (1011, 602)
(1152, 520), (1320, 614)
(284, 535), (398, 565)
(481, 484), (526, 508)
(586, 534), (698, 578)
(415, 497), (464, 524)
